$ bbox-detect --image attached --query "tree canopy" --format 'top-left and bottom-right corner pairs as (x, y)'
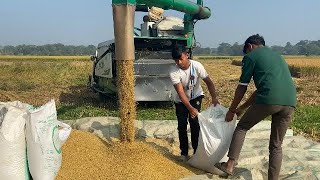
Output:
(0, 40), (320, 56)
(193, 40), (320, 56)
(0, 44), (96, 56)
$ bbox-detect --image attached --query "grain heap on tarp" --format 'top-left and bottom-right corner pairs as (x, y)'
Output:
(56, 130), (194, 180)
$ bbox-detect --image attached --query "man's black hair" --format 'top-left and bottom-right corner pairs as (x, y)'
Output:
(243, 34), (265, 54)
(172, 46), (187, 60)
(244, 34), (265, 46)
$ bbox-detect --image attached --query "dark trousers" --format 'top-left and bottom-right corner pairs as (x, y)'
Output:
(227, 104), (295, 180)
(175, 96), (203, 156)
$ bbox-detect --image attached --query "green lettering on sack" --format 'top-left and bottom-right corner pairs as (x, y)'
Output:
(52, 125), (62, 154)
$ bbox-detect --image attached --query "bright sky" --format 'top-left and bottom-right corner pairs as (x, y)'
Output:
(1, 0), (319, 48)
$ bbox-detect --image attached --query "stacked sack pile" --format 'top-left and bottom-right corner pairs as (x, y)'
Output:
(0, 100), (71, 180)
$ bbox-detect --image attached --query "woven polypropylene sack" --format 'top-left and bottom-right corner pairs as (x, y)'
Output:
(148, 7), (164, 21)
(0, 104), (29, 180)
(26, 100), (71, 180)
(188, 105), (236, 174)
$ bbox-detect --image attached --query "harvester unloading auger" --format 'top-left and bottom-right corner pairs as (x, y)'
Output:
(89, 0), (211, 141)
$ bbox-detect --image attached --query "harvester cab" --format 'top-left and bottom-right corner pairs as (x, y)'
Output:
(89, 0), (211, 102)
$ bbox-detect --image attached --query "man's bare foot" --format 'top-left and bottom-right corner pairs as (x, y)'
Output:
(214, 159), (236, 176)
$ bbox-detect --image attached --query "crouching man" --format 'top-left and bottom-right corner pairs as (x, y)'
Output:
(169, 46), (219, 162)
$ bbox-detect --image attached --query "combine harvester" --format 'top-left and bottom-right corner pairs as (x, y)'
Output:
(89, 0), (212, 102)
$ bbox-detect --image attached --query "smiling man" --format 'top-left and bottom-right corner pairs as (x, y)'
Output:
(169, 45), (219, 162)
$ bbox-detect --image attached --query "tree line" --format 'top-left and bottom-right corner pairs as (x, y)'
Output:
(0, 40), (319, 56)
(193, 40), (320, 56)
(0, 43), (96, 56)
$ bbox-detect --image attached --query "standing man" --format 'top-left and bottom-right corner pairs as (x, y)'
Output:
(215, 34), (296, 179)
(170, 46), (219, 162)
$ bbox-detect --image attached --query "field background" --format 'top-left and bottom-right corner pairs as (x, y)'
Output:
(0, 55), (319, 140)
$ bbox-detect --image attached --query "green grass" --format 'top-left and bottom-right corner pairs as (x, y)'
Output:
(292, 105), (320, 140)
(57, 103), (176, 121)
(57, 105), (118, 120)
(137, 107), (176, 120)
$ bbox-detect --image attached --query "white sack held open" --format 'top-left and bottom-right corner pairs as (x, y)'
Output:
(26, 100), (71, 180)
(188, 104), (236, 174)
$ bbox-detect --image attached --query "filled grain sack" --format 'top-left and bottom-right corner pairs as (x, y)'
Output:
(26, 100), (71, 180)
(188, 105), (236, 174)
(0, 104), (30, 180)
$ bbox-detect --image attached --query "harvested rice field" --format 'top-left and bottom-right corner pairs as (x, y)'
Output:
(0, 55), (319, 140)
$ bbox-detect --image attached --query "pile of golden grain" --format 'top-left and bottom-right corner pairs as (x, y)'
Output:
(56, 130), (194, 180)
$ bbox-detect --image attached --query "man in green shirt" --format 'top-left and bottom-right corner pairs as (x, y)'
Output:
(215, 34), (296, 180)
